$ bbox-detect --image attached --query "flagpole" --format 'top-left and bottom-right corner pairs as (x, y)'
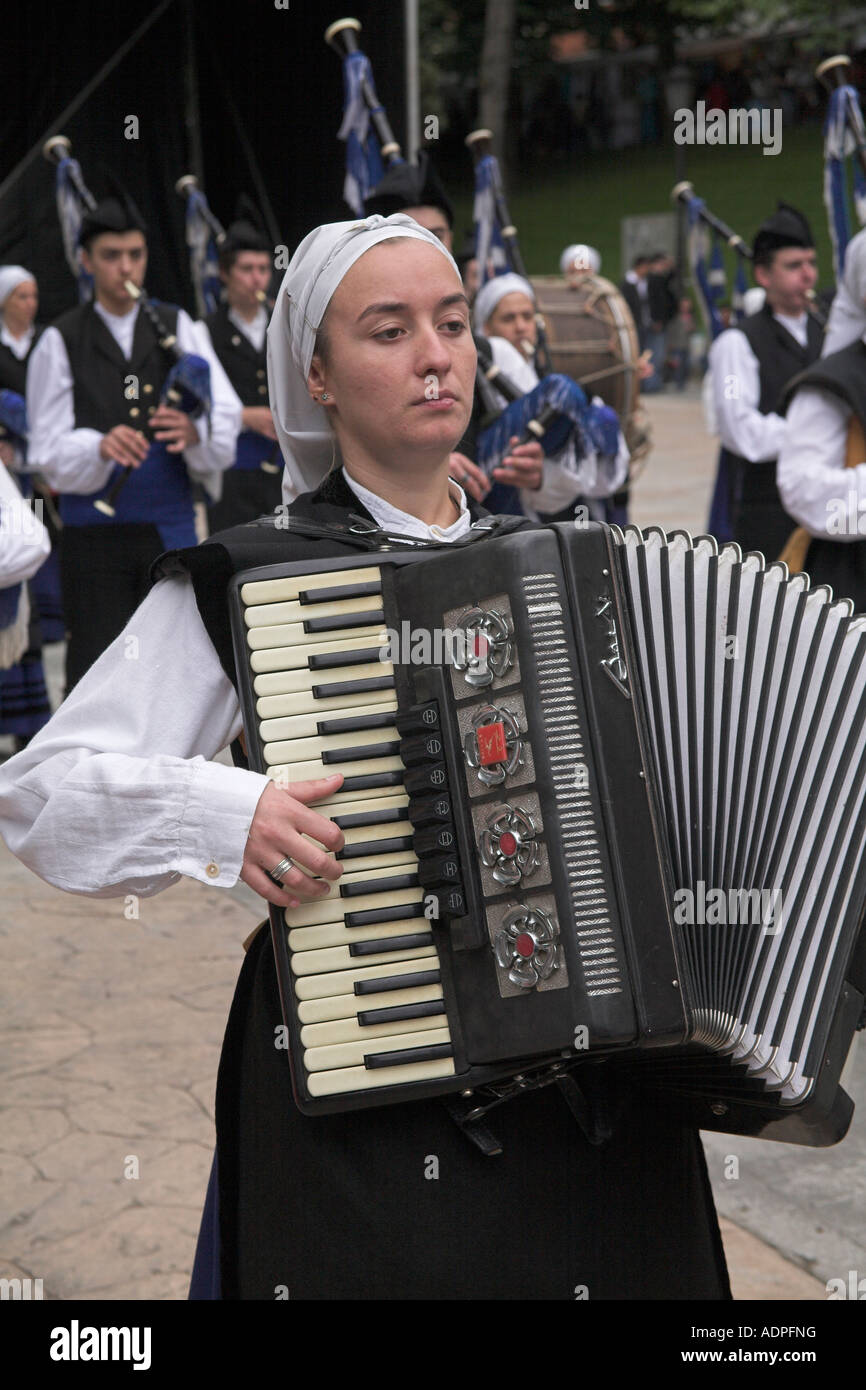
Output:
(404, 0), (420, 160)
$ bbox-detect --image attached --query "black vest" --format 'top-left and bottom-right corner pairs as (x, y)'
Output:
(729, 306), (823, 508)
(55, 301), (179, 434)
(205, 304), (269, 407)
(782, 339), (866, 433)
(780, 340), (866, 612)
(153, 467), (528, 697)
(0, 325), (44, 395)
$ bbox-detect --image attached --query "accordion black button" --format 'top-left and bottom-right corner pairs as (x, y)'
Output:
(407, 794), (452, 827)
(413, 823), (457, 855)
(395, 701), (440, 736)
(427, 885), (467, 920)
(417, 855), (462, 887)
(399, 732), (445, 766)
(403, 762), (449, 796)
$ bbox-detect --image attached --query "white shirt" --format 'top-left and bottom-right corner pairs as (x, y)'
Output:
(777, 382), (866, 539)
(227, 305), (268, 354)
(487, 337), (629, 518)
(0, 474), (468, 900)
(708, 312), (809, 463)
(346, 469), (470, 542)
(0, 461), (50, 587)
(0, 321), (35, 361)
(25, 301), (242, 500)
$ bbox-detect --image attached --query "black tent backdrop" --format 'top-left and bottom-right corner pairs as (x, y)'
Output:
(2, 0), (406, 322)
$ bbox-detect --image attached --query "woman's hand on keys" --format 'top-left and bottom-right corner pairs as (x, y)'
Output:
(242, 774), (346, 907)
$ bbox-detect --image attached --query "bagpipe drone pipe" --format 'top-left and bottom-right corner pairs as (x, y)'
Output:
(816, 54), (866, 281)
(465, 128), (554, 378)
(325, 17), (405, 214)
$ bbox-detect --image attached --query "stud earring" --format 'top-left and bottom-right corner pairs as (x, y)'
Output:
(321, 392), (329, 401)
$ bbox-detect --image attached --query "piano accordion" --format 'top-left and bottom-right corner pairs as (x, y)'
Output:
(229, 522), (866, 1143)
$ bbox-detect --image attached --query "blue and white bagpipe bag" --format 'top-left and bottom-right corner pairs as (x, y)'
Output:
(476, 355), (622, 494)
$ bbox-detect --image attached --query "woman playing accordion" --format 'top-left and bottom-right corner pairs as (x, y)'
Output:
(0, 216), (729, 1300)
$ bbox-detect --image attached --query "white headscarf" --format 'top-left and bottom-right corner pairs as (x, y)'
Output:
(0, 266), (34, 309)
(473, 272), (535, 335)
(559, 243), (601, 276)
(822, 229), (866, 356)
(267, 214), (460, 503)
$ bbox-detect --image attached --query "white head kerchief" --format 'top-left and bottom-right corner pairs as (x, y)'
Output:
(473, 272), (535, 335)
(559, 243), (601, 276)
(822, 229), (866, 356)
(0, 266), (34, 309)
(268, 214), (460, 504)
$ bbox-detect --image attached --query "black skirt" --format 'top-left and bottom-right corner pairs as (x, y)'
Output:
(214, 928), (731, 1301)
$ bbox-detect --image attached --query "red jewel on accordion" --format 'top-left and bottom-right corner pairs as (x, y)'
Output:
(498, 829), (518, 857)
(514, 932), (535, 959)
(473, 632), (489, 659)
(476, 720), (508, 767)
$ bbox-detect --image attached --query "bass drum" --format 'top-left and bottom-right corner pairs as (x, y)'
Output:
(531, 274), (651, 474)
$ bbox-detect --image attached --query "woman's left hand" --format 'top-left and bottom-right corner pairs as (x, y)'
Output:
(492, 437), (544, 491)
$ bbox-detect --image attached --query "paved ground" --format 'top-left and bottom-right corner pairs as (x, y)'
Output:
(0, 387), (859, 1301)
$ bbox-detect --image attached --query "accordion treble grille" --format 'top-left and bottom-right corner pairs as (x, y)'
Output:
(522, 573), (624, 997)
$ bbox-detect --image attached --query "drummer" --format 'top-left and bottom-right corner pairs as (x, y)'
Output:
(559, 243), (601, 288)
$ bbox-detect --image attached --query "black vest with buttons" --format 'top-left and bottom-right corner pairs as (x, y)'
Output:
(55, 300), (179, 432)
(205, 303), (269, 406)
(0, 326), (44, 395)
(53, 301), (197, 548)
(726, 306), (822, 556)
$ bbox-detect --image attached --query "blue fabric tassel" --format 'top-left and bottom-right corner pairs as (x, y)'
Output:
(338, 51), (389, 215)
(56, 157), (94, 302)
(473, 154), (509, 283)
(0, 390), (28, 448)
(162, 353), (211, 419)
(183, 188), (222, 318)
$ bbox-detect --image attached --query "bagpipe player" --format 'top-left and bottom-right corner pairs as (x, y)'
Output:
(25, 184), (241, 691)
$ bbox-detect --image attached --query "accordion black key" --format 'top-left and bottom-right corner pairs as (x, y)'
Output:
(229, 522), (866, 1142)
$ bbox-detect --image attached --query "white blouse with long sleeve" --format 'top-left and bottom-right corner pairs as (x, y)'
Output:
(0, 472), (472, 900)
(777, 384), (866, 539)
(0, 461), (51, 588)
(707, 312), (809, 463)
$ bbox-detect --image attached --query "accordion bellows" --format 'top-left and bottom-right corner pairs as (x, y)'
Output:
(230, 522), (866, 1142)
(614, 525), (866, 1105)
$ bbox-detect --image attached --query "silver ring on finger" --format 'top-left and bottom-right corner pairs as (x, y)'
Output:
(265, 855), (295, 887)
